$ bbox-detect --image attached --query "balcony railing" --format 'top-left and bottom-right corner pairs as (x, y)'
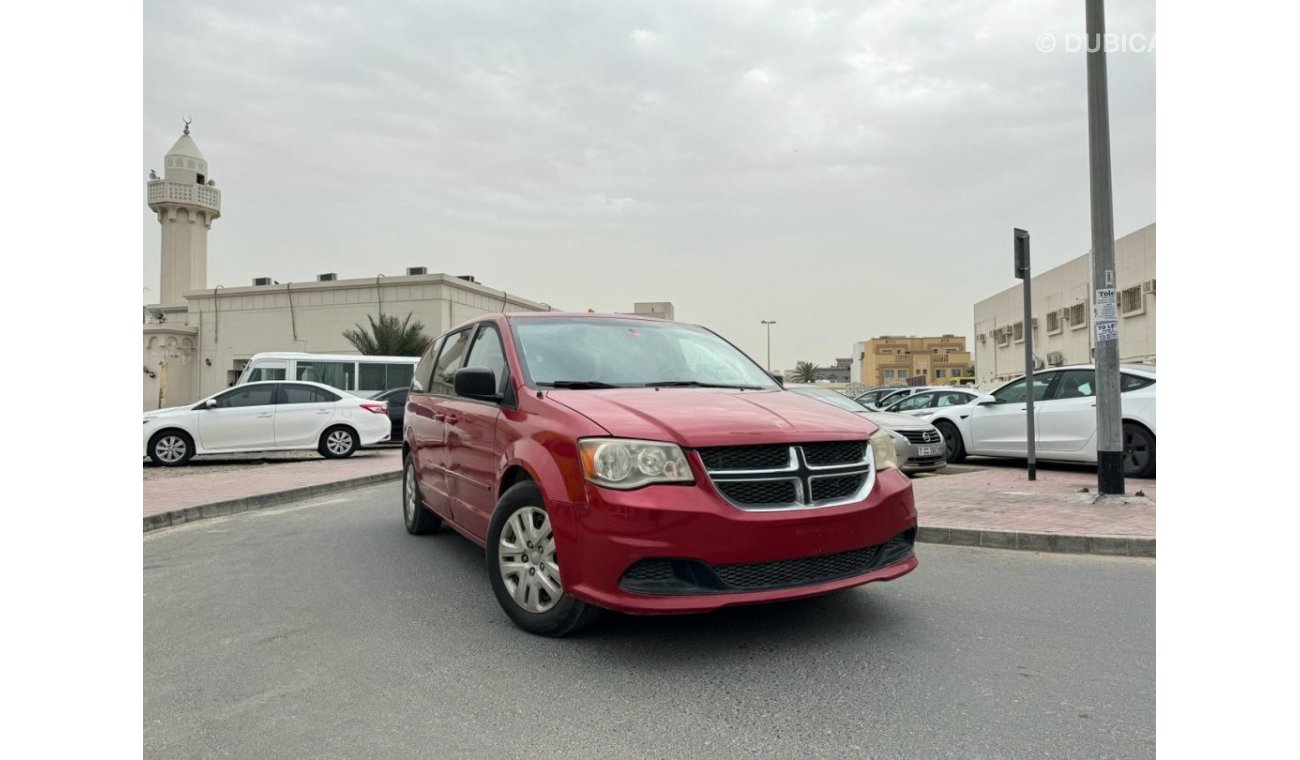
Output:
(147, 179), (221, 213)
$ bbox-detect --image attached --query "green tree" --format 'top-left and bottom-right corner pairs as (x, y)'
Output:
(342, 312), (432, 356)
(793, 361), (820, 383)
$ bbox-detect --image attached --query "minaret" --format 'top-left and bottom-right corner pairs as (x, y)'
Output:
(147, 119), (221, 306)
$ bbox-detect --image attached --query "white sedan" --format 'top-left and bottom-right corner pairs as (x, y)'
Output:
(925, 364), (1157, 479)
(143, 381), (392, 466)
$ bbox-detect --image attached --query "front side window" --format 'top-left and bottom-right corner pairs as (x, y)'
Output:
(1051, 370), (1096, 400)
(431, 329), (473, 395)
(412, 338), (442, 393)
(510, 317), (777, 389)
(936, 392), (973, 407)
(992, 373), (1054, 404)
(212, 385), (276, 409)
(892, 393), (935, 411)
(463, 325), (509, 397)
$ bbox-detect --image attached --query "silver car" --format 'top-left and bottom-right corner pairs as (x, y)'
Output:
(787, 386), (948, 474)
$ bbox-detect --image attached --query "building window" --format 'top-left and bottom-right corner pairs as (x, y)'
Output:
(1013, 321), (1025, 343)
(1046, 310), (1062, 335)
(1070, 303), (1088, 329)
(936, 369), (946, 378)
(1121, 285), (1145, 316)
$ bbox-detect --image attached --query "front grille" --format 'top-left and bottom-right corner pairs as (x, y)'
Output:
(617, 528), (918, 595)
(716, 480), (798, 505)
(698, 445), (791, 471)
(809, 474), (865, 502)
(898, 429), (942, 445)
(803, 441), (867, 467)
(714, 546), (880, 589)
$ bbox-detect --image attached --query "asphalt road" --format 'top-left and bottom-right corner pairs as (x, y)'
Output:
(144, 484), (1155, 760)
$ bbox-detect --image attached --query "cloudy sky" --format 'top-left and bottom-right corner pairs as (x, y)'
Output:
(143, 0), (1155, 371)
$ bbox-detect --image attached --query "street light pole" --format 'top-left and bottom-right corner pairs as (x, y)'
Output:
(1014, 229), (1037, 482)
(1085, 0), (1125, 495)
(761, 320), (777, 371)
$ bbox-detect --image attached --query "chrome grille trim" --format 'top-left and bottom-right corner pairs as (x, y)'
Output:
(697, 442), (876, 512)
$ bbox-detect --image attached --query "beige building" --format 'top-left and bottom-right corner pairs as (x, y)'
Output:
(142, 126), (552, 410)
(850, 336), (973, 387)
(972, 223), (1156, 386)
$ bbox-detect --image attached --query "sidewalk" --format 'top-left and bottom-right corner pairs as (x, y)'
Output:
(143, 453), (1156, 556)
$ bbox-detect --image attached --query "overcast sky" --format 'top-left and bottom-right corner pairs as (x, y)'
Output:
(143, 0), (1154, 371)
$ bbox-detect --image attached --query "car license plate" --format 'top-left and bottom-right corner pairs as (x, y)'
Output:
(917, 445), (940, 457)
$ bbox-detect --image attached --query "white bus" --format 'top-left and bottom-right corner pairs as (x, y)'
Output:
(234, 352), (419, 398)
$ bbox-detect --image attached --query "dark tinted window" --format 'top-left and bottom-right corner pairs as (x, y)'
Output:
(431, 329), (473, 395)
(280, 385), (339, 404)
(892, 392), (935, 411)
(296, 361), (354, 391)
(214, 385), (276, 409)
(1121, 373), (1155, 392)
(412, 338), (441, 393)
(463, 325), (509, 397)
(936, 391), (975, 407)
(1051, 370), (1096, 400)
(992, 373), (1054, 404)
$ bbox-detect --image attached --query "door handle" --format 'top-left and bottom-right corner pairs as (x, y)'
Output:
(316, 410), (331, 414)
(257, 413), (273, 418)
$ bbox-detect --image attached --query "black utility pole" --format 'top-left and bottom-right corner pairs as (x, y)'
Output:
(1014, 228), (1037, 481)
(1085, 0), (1125, 494)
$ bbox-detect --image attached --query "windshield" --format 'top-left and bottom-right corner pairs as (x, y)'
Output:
(510, 317), (779, 390)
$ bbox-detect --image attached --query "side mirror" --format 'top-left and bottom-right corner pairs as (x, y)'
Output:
(454, 367), (499, 400)
(976, 395), (997, 405)
(203, 399), (218, 409)
(770, 372), (784, 387)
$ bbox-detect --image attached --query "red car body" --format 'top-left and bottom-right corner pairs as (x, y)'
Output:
(405, 313), (917, 616)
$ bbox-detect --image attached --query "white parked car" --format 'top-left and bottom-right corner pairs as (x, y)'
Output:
(863, 385), (946, 411)
(880, 388), (984, 418)
(143, 381), (392, 466)
(926, 365), (1157, 478)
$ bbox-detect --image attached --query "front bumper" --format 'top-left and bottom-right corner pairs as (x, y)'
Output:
(549, 468), (918, 614)
(893, 434), (947, 474)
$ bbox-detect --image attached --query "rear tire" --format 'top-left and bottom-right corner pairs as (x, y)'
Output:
(319, 426), (358, 458)
(935, 420), (966, 463)
(1122, 422), (1156, 479)
(148, 430), (194, 466)
(403, 455), (442, 535)
(487, 481), (602, 637)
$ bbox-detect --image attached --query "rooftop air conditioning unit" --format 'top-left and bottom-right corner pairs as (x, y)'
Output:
(317, 273), (337, 282)
(457, 275), (477, 283)
(1141, 279), (1156, 294)
(407, 266), (428, 276)
(253, 277), (272, 286)
(1047, 351), (1065, 366)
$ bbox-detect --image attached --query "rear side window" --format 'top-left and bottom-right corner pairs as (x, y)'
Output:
(1121, 374), (1155, 392)
(412, 338), (442, 393)
(280, 385), (339, 404)
(431, 329), (473, 395)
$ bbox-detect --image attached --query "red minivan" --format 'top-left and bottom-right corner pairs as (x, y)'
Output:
(403, 313), (917, 636)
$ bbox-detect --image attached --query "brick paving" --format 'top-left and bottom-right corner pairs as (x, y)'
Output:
(142, 448), (401, 517)
(143, 450), (1155, 542)
(911, 462), (1155, 538)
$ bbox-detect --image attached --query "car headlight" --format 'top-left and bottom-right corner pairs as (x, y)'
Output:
(578, 438), (694, 489)
(869, 428), (899, 471)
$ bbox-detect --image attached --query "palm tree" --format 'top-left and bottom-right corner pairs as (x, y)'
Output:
(793, 361), (820, 383)
(342, 312), (432, 356)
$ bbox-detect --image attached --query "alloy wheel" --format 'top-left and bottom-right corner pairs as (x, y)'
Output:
(155, 435), (187, 464)
(1123, 428), (1151, 475)
(326, 430), (353, 455)
(403, 461), (416, 526)
(497, 506), (562, 613)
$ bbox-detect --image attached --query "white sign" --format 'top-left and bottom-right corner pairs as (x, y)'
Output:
(1094, 288), (1118, 323)
(1095, 321), (1118, 342)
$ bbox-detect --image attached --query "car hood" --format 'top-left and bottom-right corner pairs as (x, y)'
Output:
(857, 410), (936, 430)
(144, 405), (193, 420)
(546, 388), (878, 448)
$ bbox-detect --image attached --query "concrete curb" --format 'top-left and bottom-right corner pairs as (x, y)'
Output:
(917, 526), (1155, 557)
(143, 471), (402, 533)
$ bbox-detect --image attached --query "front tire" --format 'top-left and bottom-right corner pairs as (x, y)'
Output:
(935, 420), (966, 463)
(402, 455), (442, 535)
(319, 426), (358, 459)
(486, 481), (601, 637)
(1122, 422), (1156, 479)
(148, 430), (194, 466)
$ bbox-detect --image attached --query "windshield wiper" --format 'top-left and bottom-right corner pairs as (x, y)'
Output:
(644, 381), (766, 390)
(539, 380), (622, 389)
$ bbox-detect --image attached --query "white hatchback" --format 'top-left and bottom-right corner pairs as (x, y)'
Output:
(143, 381), (392, 466)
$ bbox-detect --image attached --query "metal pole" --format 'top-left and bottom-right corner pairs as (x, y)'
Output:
(1014, 229), (1037, 481)
(761, 320), (776, 371)
(1085, 0), (1125, 494)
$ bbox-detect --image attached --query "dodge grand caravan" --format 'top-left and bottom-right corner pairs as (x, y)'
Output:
(402, 313), (918, 636)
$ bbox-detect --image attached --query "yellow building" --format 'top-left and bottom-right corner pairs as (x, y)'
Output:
(852, 335), (973, 387)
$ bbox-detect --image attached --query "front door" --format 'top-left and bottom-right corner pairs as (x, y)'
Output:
(446, 324), (511, 541)
(967, 372), (1056, 455)
(273, 384), (340, 446)
(197, 384), (278, 451)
